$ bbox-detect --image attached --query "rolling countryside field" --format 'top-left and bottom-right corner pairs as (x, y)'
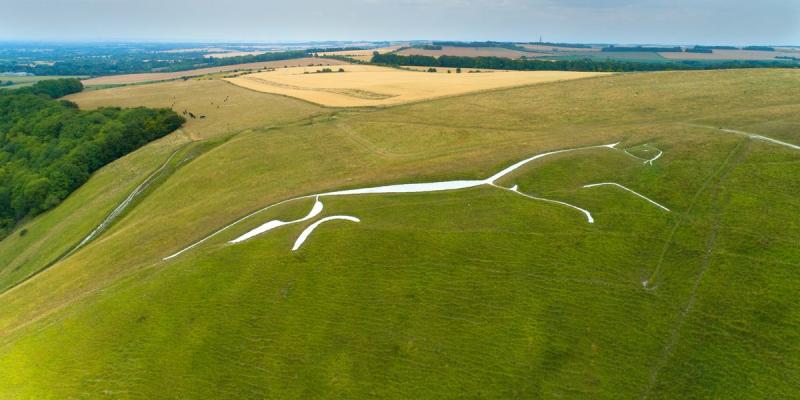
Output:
(0, 66), (798, 399)
(396, 45), (541, 59)
(80, 57), (347, 86)
(316, 45), (406, 62)
(224, 64), (606, 107)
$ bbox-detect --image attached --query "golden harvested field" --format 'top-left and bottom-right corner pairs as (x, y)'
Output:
(401, 66), (499, 73)
(658, 49), (797, 60)
(224, 64), (607, 107)
(67, 79), (325, 140)
(81, 57), (347, 86)
(317, 45), (405, 61)
(396, 45), (542, 59)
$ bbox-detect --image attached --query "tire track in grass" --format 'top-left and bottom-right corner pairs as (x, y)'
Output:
(645, 139), (746, 288)
(641, 139), (748, 399)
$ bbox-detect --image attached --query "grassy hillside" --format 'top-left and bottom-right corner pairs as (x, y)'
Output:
(67, 78), (326, 140)
(0, 69), (798, 398)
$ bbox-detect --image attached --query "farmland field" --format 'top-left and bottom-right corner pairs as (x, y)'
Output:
(224, 64), (607, 106)
(659, 49), (799, 60)
(80, 57), (347, 86)
(317, 45), (406, 61)
(1, 67), (799, 399)
(397, 45), (541, 59)
(520, 43), (602, 52)
(66, 79), (325, 140)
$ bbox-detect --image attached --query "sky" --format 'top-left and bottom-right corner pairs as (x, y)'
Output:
(1, 0), (798, 45)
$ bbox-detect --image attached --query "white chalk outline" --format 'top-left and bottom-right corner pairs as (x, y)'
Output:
(623, 144), (663, 165)
(720, 128), (800, 151)
(582, 182), (670, 212)
(688, 123), (800, 152)
(230, 197), (323, 243)
(292, 216), (360, 251)
(494, 183), (594, 223)
(164, 142), (623, 260)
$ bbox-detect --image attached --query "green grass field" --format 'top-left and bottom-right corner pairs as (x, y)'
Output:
(0, 69), (798, 398)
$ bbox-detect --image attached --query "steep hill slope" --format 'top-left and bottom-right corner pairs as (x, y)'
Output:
(0, 69), (798, 399)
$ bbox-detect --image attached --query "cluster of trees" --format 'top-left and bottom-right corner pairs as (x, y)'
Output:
(306, 46), (370, 54)
(432, 41), (522, 49)
(602, 45), (683, 52)
(12, 78), (84, 98)
(415, 45), (443, 50)
(0, 79), (184, 238)
(694, 45), (739, 50)
(430, 41), (542, 53)
(371, 53), (799, 72)
(686, 47), (714, 53)
(602, 45), (777, 53)
(743, 46), (775, 51)
(307, 68), (345, 73)
(0, 81), (13, 87)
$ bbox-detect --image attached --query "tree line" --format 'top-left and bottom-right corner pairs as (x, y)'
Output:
(0, 79), (184, 238)
(371, 53), (799, 72)
(3, 50), (311, 77)
(602, 45), (683, 53)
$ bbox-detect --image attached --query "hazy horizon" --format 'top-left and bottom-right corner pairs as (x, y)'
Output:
(2, 0), (798, 46)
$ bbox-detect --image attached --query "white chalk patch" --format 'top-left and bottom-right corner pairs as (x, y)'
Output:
(164, 142), (620, 259)
(486, 142), (619, 183)
(292, 216), (360, 251)
(495, 184), (594, 223)
(749, 135), (800, 151)
(717, 128), (800, 151)
(163, 196), (315, 260)
(622, 144), (663, 165)
(321, 180), (485, 196)
(230, 197), (323, 243)
(582, 182), (670, 212)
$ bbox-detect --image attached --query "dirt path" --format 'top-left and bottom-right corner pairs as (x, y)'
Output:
(60, 145), (187, 262)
